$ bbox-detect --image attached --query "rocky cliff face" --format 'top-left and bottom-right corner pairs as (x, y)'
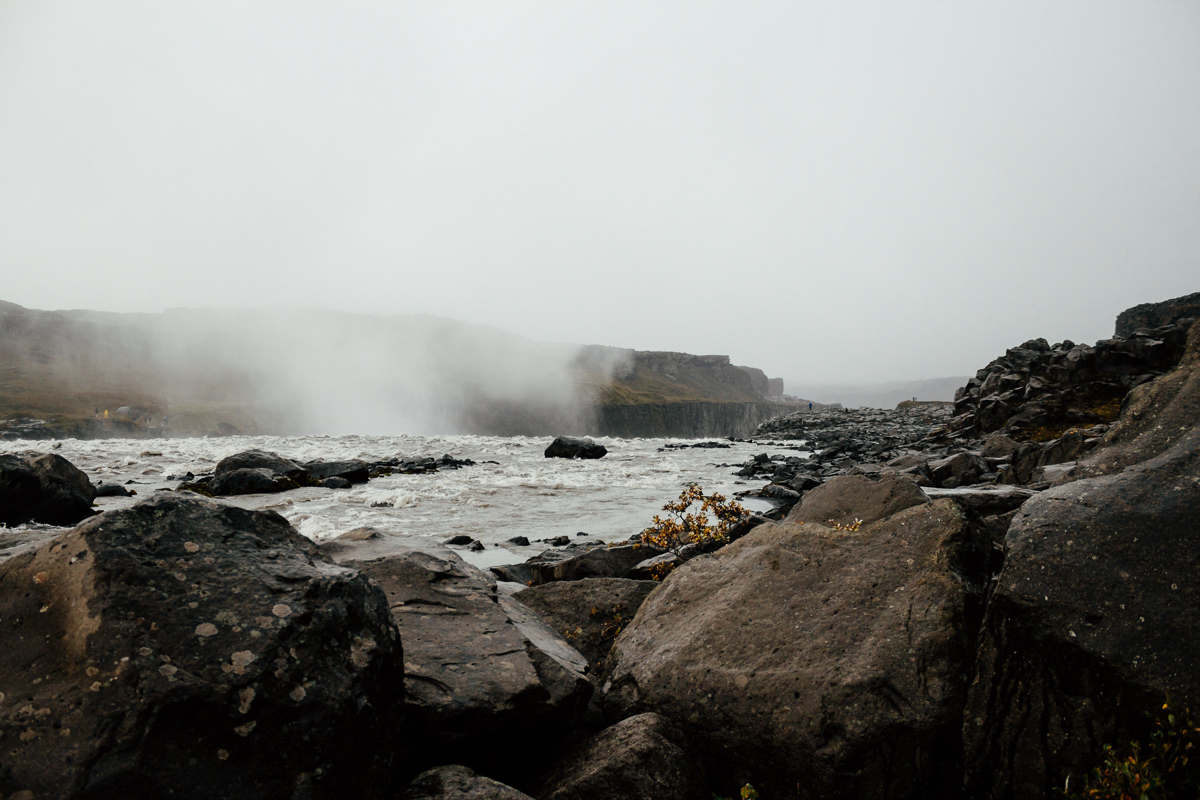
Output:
(1114, 290), (1200, 338)
(571, 347), (795, 437)
(594, 400), (799, 438)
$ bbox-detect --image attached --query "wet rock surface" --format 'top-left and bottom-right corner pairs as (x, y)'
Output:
(544, 436), (608, 460)
(0, 493), (403, 800)
(602, 499), (995, 800)
(0, 451), (97, 526)
(321, 535), (592, 780)
(178, 449), (477, 496)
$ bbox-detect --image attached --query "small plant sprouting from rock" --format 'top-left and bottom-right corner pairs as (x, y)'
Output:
(714, 784), (759, 800)
(1063, 696), (1199, 800)
(830, 517), (863, 532)
(640, 483), (748, 555)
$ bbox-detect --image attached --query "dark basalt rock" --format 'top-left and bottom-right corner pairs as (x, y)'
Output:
(527, 544), (664, 586)
(400, 765), (534, 800)
(1114, 290), (1200, 338)
(94, 481), (134, 497)
(534, 713), (709, 800)
(948, 320), (1193, 441)
(321, 537), (592, 780)
(213, 449), (309, 483)
(544, 436), (608, 460)
(0, 451), (97, 526)
(0, 494), (403, 800)
(303, 459), (370, 484)
(207, 466), (300, 496)
(321, 476), (352, 489)
(964, 318), (1200, 799)
(514, 578), (659, 674)
(927, 452), (990, 487)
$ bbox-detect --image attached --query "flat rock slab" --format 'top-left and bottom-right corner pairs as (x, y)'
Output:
(603, 499), (993, 800)
(923, 485), (1037, 517)
(325, 535), (592, 776)
(0, 494), (402, 800)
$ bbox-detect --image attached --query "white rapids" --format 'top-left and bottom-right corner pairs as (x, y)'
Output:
(2, 434), (803, 569)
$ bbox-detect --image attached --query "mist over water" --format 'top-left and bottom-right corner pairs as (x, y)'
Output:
(59, 307), (600, 436)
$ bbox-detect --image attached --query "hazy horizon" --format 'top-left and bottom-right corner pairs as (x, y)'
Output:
(2, 2), (1197, 387)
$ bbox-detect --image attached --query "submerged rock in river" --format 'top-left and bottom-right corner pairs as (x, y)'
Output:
(544, 436), (608, 459)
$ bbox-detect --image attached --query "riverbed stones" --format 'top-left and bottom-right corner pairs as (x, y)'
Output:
(544, 436), (608, 459)
(602, 498), (993, 800)
(303, 458), (370, 484)
(0, 493), (403, 800)
(325, 538), (592, 776)
(785, 472), (929, 527)
(0, 451), (97, 526)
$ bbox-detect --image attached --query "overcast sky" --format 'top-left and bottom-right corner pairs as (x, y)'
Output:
(1, 1), (1197, 385)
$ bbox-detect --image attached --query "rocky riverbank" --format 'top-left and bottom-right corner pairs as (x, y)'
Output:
(0, 294), (1196, 799)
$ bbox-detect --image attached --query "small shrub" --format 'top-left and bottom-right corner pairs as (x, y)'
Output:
(1064, 696), (1199, 800)
(640, 483), (748, 555)
(714, 784), (759, 800)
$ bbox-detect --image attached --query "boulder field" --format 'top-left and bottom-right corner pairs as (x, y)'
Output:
(0, 295), (1194, 799)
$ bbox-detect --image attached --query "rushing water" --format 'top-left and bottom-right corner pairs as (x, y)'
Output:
(3, 434), (802, 569)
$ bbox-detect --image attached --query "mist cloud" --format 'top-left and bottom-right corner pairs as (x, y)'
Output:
(0, 2), (1196, 386)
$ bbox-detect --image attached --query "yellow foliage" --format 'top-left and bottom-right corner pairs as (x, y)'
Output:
(641, 483), (748, 555)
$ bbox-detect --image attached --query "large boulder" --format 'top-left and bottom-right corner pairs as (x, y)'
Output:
(927, 451), (990, 487)
(602, 499), (995, 799)
(400, 765), (534, 800)
(0, 494), (403, 800)
(534, 712), (709, 800)
(213, 449), (309, 483)
(513, 578), (659, 673)
(0, 451), (97, 526)
(786, 471), (929, 527)
(544, 437), (608, 460)
(324, 536), (592, 778)
(303, 459), (370, 484)
(208, 467), (300, 496)
(963, 319), (1200, 799)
